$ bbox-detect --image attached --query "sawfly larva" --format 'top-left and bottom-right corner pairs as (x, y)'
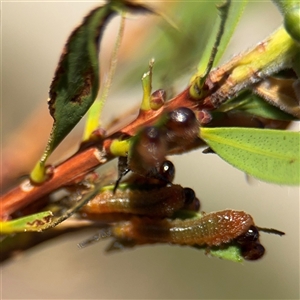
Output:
(81, 184), (199, 218)
(110, 210), (254, 247)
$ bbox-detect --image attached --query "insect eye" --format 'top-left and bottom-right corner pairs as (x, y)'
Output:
(182, 188), (201, 211)
(240, 242), (265, 260)
(236, 225), (260, 244)
(159, 160), (175, 183)
(183, 188), (196, 205)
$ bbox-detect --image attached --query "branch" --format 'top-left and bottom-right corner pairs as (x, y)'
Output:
(1, 26), (298, 220)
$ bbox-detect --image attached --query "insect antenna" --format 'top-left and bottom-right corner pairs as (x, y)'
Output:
(257, 227), (285, 236)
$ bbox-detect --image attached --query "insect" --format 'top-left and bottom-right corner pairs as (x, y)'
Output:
(235, 226), (265, 260)
(109, 210), (255, 247)
(79, 209), (283, 261)
(81, 184), (200, 219)
(77, 111), (285, 261)
(116, 107), (201, 188)
(1, 1), (294, 265)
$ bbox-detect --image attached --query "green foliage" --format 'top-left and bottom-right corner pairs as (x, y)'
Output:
(272, 0), (300, 43)
(200, 127), (300, 185)
(2, 0), (299, 263)
(31, 3), (118, 182)
(117, 1), (220, 91)
(218, 91), (296, 121)
(194, 0), (247, 79)
(83, 12), (126, 141)
(209, 245), (243, 262)
(30, 1), (151, 183)
(0, 211), (53, 234)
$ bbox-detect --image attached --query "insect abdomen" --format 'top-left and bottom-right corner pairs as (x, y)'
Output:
(112, 210), (254, 246)
(81, 184), (187, 217)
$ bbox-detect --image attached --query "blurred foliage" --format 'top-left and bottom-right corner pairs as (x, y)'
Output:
(116, 1), (220, 94)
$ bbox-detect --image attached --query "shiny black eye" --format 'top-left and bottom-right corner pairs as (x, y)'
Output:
(159, 160), (175, 183)
(236, 225), (260, 244)
(240, 242), (265, 260)
(167, 107), (197, 132)
(182, 188), (200, 212)
(183, 188), (196, 205)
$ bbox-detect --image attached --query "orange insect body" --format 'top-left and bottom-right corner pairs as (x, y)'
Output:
(81, 184), (190, 218)
(111, 210), (254, 247)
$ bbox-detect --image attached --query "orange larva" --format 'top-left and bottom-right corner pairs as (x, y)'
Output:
(111, 210), (254, 247)
(81, 184), (196, 218)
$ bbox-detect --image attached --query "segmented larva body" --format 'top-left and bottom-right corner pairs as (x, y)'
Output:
(111, 210), (254, 246)
(81, 184), (190, 218)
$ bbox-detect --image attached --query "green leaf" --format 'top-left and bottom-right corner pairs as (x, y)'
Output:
(272, 0), (300, 43)
(218, 91), (297, 121)
(117, 2), (219, 91)
(0, 211), (53, 234)
(194, 0), (247, 79)
(200, 127), (300, 185)
(48, 4), (118, 155)
(30, 1), (152, 183)
(48, 2), (151, 152)
(209, 245), (243, 262)
(140, 59), (154, 111)
(83, 12), (126, 141)
(214, 0), (247, 67)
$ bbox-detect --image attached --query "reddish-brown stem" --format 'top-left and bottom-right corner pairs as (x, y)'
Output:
(0, 148), (109, 220)
(0, 88), (194, 219)
(0, 62), (291, 219)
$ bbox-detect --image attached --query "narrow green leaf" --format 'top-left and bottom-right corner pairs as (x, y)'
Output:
(193, 0), (247, 80)
(118, 2), (218, 91)
(213, 0), (247, 67)
(140, 59), (154, 111)
(200, 127), (300, 185)
(30, 1), (152, 182)
(218, 91), (297, 121)
(83, 12), (126, 141)
(48, 4), (117, 154)
(83, 98), (105, 141)
(0, 211), (53, 234)
(49, 2), (151, 151)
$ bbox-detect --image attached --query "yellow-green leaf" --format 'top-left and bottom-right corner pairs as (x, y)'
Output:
(0, 211), (53, 234)
(209, 245), (243, 262)
(272, 0), (300, 43)
(200, 127), (300, 185)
